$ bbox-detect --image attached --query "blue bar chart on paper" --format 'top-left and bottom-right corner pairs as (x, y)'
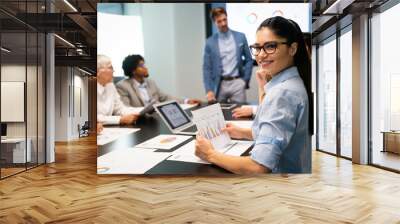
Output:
(192, 104), (232, 150)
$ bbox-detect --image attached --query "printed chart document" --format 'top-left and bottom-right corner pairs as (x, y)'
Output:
(135, 134), (192, 150)
(226, 120), (253, 129)
(179, 103), (199, 110)
(97, 128), (140, 146)
(192, 103), (231, 149)
(168, 140), (253, 164)
(97, 148), (170, 174)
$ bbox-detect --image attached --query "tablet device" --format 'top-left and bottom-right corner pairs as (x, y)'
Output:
(153, 100), (198, 135)
(139, 99), (156, 116)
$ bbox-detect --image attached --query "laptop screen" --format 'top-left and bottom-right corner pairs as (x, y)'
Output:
(157, 102), (191, 129)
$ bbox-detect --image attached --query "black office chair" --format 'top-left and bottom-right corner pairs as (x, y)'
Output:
(78, 121), (90, 138)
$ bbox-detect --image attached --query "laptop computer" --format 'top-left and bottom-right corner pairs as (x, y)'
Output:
(154, 100), (198, 135)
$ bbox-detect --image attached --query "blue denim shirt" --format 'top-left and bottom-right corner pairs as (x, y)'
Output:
(250, 66), (311, 173)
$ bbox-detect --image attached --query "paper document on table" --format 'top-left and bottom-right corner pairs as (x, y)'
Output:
(192, 103), (231, 149)
(135, 134), (192, 150)
(224, 141), (254, 156)
(97, 128), (140, 146)
(126, 107), (143, 114)
(226, 120), (253, 129)
(97, 148), (170, 174)
(179, 103), (198, 110)
(167, 139), (253, 164)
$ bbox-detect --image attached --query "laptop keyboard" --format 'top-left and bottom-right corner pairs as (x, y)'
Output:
(182, 125), (198, 132)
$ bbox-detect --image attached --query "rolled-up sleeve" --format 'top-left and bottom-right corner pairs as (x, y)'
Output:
(250, 89), (302, 170)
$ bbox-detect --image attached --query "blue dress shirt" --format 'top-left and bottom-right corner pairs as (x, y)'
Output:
(218, 30), (239, 77)
(250, 66), (311, 173)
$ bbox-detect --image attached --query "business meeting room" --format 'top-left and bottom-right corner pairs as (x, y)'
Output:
(1, 1), (400, 223)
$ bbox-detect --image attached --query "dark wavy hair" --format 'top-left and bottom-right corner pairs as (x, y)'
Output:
(122, 54), (144, 78)
(257, 16), (313, 134)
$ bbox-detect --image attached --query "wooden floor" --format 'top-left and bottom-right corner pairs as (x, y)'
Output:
(1, 135), (400, 223)
(372, 150), (400, 171)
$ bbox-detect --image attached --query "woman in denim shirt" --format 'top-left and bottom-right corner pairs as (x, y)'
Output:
(195, 16), (312, 174)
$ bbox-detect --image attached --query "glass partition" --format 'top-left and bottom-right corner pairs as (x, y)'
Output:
(370, 3), (400, 171)
(317, 35), (337, 155)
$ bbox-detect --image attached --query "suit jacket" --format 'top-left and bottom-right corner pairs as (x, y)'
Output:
(116, 78), (182, 107)
(202, 29), (253, 96)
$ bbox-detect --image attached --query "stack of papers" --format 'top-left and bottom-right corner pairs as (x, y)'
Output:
(167, 140), (253, 164)
(180, 103), (199, 110)
(97, 128), (140, 146)
(97, 148), (170, 174)
(135, 134), (192, 150)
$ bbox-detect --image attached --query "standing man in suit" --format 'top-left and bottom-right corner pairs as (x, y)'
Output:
(116, 54), (200, 107)
(203, 7), (253, 103)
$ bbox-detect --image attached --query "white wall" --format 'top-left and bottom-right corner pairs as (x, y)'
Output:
(141, 4), (178, 96)
(174, 4), (207, 99)
(54, 67), (89, 141)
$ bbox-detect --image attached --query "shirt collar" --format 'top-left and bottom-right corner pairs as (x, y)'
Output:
(97, 82), (105, 95)
(264, 66), (299, 92)
(218, 29), (231, 39)
(133, 78), (147, 88)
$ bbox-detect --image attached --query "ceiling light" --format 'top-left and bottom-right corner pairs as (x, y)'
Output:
(63, 0), (78, 12)
(323, 0), (354, 15)
(77, 67), (93, 76)
(54, 34), (75, 48)
(1, 47), (11, 53)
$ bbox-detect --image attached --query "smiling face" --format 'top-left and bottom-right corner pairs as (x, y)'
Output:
(255, 27), (298, 77)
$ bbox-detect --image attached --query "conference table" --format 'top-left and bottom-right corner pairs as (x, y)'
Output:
(97, 103), (254, 175)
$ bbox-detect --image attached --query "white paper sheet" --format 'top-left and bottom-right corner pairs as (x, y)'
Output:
(126, 107), (143, 114)
(179, 103), (198, 110)
(224, 141), (254, 156)
(167, 139), (253, 164)
(97, 128), (140, 146)
(192, 103), (231, 149)
(135, 134), (192, 150)
(97, 148), (170, 174)
(226, 120), (253, 129)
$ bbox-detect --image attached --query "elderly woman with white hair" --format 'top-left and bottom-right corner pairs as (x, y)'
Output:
(97, 54), (140, 126)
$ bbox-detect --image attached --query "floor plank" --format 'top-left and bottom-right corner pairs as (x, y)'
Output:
(0, 135), (399, 223)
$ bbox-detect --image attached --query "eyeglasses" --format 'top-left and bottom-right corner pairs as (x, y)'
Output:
(249, 41), (289, 56)
(138, 63), (146, 68)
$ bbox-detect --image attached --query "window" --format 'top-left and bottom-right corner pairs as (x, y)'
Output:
(317, 35), (337, 154)
(370, 2), (400, 171)
(339, 27), (352, 158)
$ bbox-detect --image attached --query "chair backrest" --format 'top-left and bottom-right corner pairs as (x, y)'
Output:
(82, 121), (90, 130)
